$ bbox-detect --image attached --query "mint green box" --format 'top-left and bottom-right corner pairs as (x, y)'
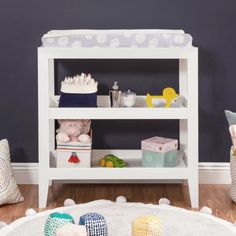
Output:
(142, 149), (177, 167)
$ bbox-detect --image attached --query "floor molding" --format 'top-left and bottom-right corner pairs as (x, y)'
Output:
(12, 162), (231, 185)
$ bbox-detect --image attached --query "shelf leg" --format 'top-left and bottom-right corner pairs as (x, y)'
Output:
(188, 176), (199, 208)
(38, 52), (51, 208)
(186, 51), (199, 208)
(39, 175), (49, 208)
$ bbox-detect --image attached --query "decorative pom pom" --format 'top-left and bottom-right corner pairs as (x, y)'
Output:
(116, 196), (127, 203)
(0, 221), (7, 229)
(25, 208), (36, 217)
(200, 206), (212, 215)
(64, 198), (76, 207)
(159, 198), (171, 205)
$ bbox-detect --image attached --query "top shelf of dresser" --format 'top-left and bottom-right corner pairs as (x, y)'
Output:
(38, 47), (198, 59)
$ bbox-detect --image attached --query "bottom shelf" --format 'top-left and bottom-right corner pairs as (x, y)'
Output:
(48, 149), (190, 180)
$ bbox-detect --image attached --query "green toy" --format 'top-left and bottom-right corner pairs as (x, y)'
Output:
(99, 154), (126, 168)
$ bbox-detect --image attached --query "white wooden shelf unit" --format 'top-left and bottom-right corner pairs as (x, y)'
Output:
(38, 47), (198, 208)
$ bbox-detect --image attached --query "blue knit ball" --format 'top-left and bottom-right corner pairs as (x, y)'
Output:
(44, 212), (75, 236)
(79, 213), (108, 236)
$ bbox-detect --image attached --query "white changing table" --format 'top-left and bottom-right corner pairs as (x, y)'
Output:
(38, 47), (198, 208)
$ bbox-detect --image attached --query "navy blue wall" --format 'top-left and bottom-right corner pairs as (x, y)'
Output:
(0, 0), (235, 162)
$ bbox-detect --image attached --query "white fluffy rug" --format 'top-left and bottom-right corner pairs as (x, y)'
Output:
(1, 200), (236, 236)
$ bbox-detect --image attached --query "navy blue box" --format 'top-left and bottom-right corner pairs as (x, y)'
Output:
(59, 92), (97, 107)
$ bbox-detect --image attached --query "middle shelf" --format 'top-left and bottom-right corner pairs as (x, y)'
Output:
(49, 95), (188, 119)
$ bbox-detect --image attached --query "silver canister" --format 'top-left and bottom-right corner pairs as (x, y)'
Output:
(109, 81), (121, 107)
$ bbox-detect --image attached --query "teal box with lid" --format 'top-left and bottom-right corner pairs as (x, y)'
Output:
(141, 136), (178, 167)
(142, 149), (177, 167)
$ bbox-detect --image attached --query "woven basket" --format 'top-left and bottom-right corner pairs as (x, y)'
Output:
(230, 148), (236, 202)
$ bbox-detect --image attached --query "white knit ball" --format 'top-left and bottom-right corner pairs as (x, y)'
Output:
(56, 224), (87, 236)
(64, 198), (76, 207)
(159, 198), (171, 205)
(200, 206), (212, 215)
(25, 208), (36, 216)
(0, 221), (7, 229)
(116, 196), (127, 203)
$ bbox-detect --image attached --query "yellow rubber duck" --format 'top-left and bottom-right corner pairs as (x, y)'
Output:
(146, 87), (179, 108)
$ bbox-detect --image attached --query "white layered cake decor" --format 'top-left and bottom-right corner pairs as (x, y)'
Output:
(61, 73), (98, 94)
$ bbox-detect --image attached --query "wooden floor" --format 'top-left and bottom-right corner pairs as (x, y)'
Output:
(0, 184), (236, 224)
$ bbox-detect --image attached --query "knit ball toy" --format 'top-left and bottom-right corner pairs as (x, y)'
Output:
(132, 215), (162, 236)
(56, 223), (87, 236)
(79, 213), (108, 236)
(44, 212), (75, 236)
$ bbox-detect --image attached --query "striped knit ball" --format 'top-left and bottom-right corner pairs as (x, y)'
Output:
(132, 215), (161, 236)
(79, 213), (108, 236)
(44, 212), (75, 236)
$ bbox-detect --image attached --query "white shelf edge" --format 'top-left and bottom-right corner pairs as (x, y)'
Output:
(48, 168), (190, 180)
(48, 107), (188, 120)
(38, 47), (198, 59)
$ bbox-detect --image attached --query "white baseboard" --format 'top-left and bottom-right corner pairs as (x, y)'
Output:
(12, 162), (231, 185)
(198, 162), (230, 184)
(12, 163), (39, 185)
